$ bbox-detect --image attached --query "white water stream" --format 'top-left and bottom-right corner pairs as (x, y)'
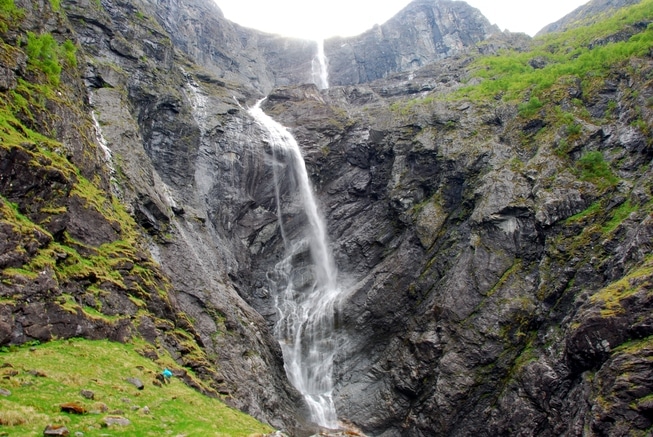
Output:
(312, 39), (329, 90)
(249, 100), (340, 429)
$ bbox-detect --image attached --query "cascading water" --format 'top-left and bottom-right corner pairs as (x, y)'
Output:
(248, 100), (340, 429)
(312, 39), (329, 90)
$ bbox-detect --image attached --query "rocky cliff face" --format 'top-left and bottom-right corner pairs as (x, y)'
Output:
(2, 0), (653, 435)
(0, 0), (306, 430)
(137, 0), (319, 92)
(62, 0), (311, 429)
(325, 0), (500, 86)
(129, 0), (503, 92)
(261, 59), (653, 434)
(0, 0), (255, 417)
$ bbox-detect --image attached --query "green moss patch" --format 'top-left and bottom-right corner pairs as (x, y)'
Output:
(591, 256), (653, 317)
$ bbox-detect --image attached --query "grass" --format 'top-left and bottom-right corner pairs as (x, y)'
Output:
(602, 200), (637, 233)
(565, 201), (601, 224)
(613, 335), (653, 355)
(24, 32), (73, 86)
(518, 96), (544, 118)
(0, 0), (23, 33)
(386, 0), (653, 144)
(457, 0), (653, 103)
(0, 338), (273, 436)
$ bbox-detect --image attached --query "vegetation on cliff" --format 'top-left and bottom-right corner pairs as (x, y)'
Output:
(0, 0), (271, 434)
(462, 0), (653, 102)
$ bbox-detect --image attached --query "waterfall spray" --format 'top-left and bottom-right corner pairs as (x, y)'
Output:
(249, 100), (340, 429)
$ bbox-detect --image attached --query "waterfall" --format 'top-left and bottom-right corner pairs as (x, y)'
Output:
(312, 39), (329, 90)
(248, 100), (340, 430)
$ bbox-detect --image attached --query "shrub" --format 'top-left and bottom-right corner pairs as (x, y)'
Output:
(518, 96), (543, 117)
(24, 32), (77, 85)
(566, 122), (582, 136)
(25, 32), (62, 85)
(576, 151), (619, 188)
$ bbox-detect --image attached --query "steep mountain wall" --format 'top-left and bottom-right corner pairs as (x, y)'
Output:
(0, 0), (308, 431)
(0, 0), (272, 423)
(325, 0), (501, 86)
(128, 0), (503, 92)
(2, 0), (653, 435)
(137, 0), (319, 92)
(259, 35), (653, 433)
(61, 0), (311, 429)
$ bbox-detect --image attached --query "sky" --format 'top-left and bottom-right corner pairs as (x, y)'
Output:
(215, 0), (590, 39)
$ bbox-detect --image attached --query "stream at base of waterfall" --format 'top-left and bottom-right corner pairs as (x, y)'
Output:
(249, 100), (341, 430)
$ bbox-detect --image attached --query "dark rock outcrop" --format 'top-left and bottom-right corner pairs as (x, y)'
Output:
(252, 37), (653, 433)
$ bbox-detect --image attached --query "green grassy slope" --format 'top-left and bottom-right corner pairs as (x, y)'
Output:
(0, 338), (273, 436)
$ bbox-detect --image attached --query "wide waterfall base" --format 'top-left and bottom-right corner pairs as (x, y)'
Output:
(303, 392), (338, 430)
(274, 251), (341, 430)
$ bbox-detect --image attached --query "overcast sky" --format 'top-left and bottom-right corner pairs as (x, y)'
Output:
(215, 0), (589, 39)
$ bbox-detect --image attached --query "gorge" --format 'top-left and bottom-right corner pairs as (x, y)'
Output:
(1, 0), (653, 436)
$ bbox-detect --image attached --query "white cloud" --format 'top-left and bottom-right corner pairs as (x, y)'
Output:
(214, 0), (590, 39)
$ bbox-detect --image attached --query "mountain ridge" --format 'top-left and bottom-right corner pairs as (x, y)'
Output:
(537, 0), (643, 35)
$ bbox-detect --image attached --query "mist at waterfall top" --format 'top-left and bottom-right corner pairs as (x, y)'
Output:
(215, 0), (589, 39)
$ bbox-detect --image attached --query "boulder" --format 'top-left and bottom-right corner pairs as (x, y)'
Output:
(43, 425), (70, 436)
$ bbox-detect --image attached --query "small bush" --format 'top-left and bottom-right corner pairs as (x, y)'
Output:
(518, 96), (543, 117)
(23, 32), (77, 85)
(61, 39), (77, 67)
(577, 151), (619, 188)
(566, 122), (582, 136)
(25, 32), (62, 85)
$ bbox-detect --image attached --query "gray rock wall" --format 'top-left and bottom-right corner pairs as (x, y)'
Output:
(62, 0), (309, 430)
(255, 46), (653, 433)
(325, 0), (500, 86)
